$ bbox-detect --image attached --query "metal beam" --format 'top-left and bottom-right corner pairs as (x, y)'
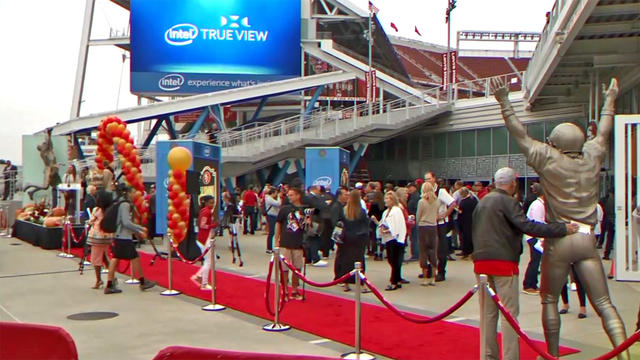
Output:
(304, 86), (326, 116)
(224, 177), (235, 192)
(73, 135), (85, 160)
(294, 159), (305, 180)
(165, 117), (177, 139)
(257, 169), (266, 187)
(250, 97), (268, 122)
(52, 71), (355, 136)
(349, 143), (368, 174)
(142, 118), (165, 147)
(186, 107), (210, 139)
(272, 160), (291, 186)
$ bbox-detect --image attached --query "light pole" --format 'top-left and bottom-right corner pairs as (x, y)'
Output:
(446, 0), (457, 103)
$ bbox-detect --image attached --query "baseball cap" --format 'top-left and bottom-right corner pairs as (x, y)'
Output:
(355, 182), (364, 189)
(494, 167), (516, 185)
(415, 178), (424, 186)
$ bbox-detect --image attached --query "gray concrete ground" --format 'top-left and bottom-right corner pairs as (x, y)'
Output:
(1, 229), (639, 359)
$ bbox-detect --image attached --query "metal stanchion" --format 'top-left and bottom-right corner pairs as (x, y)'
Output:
(202, 239), (225, 311)
(161, 235), (180, 296)
(82, 222), (92, 267)
(263, 248), (290, 332)
(341, 262), (375, 360)
(478, 274), (488, 360)
(57, 218), (74, 258)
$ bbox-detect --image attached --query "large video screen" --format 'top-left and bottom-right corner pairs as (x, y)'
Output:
(130, 0), (301, 95)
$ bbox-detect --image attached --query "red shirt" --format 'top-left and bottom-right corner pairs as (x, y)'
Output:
(197, 206), (217, 244)
(242, 190), (258, 207)
(474, 260), (519, 276)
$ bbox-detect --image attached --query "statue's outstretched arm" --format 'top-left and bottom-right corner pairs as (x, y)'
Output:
(594, 78), (618, 148)
(490, 78), (534, 156)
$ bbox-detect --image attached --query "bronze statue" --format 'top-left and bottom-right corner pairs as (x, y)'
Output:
(25, 128), (62, 202)
(491, 78), (629, 359)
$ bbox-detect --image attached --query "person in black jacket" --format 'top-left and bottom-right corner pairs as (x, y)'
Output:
(472, 167), (578, 360)
(334, 190), (369, 292)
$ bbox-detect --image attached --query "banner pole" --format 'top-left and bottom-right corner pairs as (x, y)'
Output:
(203, 239), (225, 311)
(161, 234), (180, 296)
(341, 262), (375, 360)
(263, 247), (290, 332)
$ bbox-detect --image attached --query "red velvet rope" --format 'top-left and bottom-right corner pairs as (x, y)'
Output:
(62, 222), (87, 245)
(361, 274), (478, 323)
(279, 255), (355, 287)
(487, 285), (640, 360)
(264, 256), (286, 316)
(168, 240), (213, 265)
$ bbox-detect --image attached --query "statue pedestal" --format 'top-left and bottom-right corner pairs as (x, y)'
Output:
(57, 184), (82, 223)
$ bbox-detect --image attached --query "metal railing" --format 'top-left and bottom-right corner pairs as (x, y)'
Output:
(215, 72), (525, 153)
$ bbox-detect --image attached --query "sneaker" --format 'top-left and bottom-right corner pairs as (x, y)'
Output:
(104, 286), (122, 294)
(200, 284), (213, 290)
(265, 250), (273, 254)
(312, 260), (328, 267)
(291, 292), (303, 300)
(522, 288), (540, 295)
(140, 280), (157, 291)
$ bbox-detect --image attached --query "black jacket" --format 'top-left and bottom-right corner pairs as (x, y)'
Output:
(472, 188), (567, 262)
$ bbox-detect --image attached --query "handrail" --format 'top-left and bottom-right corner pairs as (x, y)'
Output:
(216, 71), (524, 149)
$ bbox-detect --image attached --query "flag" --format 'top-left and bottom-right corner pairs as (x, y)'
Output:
(390, 22), (398, 32)
(368, 1), (379, 14)
(415, 26), (422, 36)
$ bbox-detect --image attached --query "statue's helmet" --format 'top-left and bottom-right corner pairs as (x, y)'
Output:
(548, 122), (585, 153)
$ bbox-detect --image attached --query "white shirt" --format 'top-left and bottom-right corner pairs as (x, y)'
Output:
(435, 186), (455, 225)
(525, 197), (546, 241)
(378, 206), (407, 244)
(594, 203), (604, 236)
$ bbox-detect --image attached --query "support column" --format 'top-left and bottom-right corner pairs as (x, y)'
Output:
(349, 143), (368, 174)
(304, 86), (326, 116)
(257, 169), (267, 187)
(224, 177), (235, 192)
(165, 117), (178, 139)
(70, 0), (96, 119)
(143, 118), (166, 147)
(272, 160), (291, 186)
(251, 97), (269, 122)
(187, 107), (211, 139)
(295, 159), (305, 180)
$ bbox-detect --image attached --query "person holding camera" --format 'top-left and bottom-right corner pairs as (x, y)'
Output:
(334, 190), (370, 292)
(275, 187), (307, 301)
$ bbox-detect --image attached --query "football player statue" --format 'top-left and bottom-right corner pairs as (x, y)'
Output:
(491, 77), (628, 359)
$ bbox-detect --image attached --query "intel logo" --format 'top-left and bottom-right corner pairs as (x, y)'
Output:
(313, 176), (332, 187)
(165, 23), (198, 46)
(203, 146), (212, 157)
(158, 74), (184, 91)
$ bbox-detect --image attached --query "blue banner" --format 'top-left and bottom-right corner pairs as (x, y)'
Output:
(305, 147), (350, 193)
(155, 140), (221, 235)
(131, 0), (301, 95)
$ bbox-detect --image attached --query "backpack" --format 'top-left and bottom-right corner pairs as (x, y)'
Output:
(101, 200), (126, 233)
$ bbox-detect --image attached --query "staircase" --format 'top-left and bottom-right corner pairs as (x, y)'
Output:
(217, 87), (450, 176)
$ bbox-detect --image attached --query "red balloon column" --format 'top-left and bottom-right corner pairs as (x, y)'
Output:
(166, 147), (192, 244)
(95, 116), (148, 224)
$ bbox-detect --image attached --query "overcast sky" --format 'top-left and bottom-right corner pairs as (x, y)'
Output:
(0, 0), (555, 165)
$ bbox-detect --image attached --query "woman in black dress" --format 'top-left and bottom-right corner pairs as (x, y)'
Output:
(334, 190), (370, 292)
(368, 190), (385, 260)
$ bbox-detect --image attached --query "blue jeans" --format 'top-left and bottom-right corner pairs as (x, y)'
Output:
(523, 239), (542, 289)
(305, 235), (322, 264)
(243, 206), (257, 234)
(266, 215), (277, 251)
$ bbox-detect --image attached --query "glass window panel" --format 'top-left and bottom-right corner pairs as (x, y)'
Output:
(477, 129), (492, 156)
(461, 131), (476, 157)
(492, 127), (508, 155)
(527, 122), (545, 142)
(385, 139), (395, 160)
(423, 135), (433, 158)
(408, 136), (420, 160)
(434, 134), (446, 158)
(447, 132), (461, 158)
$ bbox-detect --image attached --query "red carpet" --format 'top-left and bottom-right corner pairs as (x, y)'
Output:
(71, 247), (579, 359)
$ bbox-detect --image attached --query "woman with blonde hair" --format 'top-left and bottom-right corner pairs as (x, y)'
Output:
(335, 190), (370, 292)
(375, 191), (407, 291)
(417, 182), (439, 285)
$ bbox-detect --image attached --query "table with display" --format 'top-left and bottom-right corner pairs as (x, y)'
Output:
(12, 219), (86, 250)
